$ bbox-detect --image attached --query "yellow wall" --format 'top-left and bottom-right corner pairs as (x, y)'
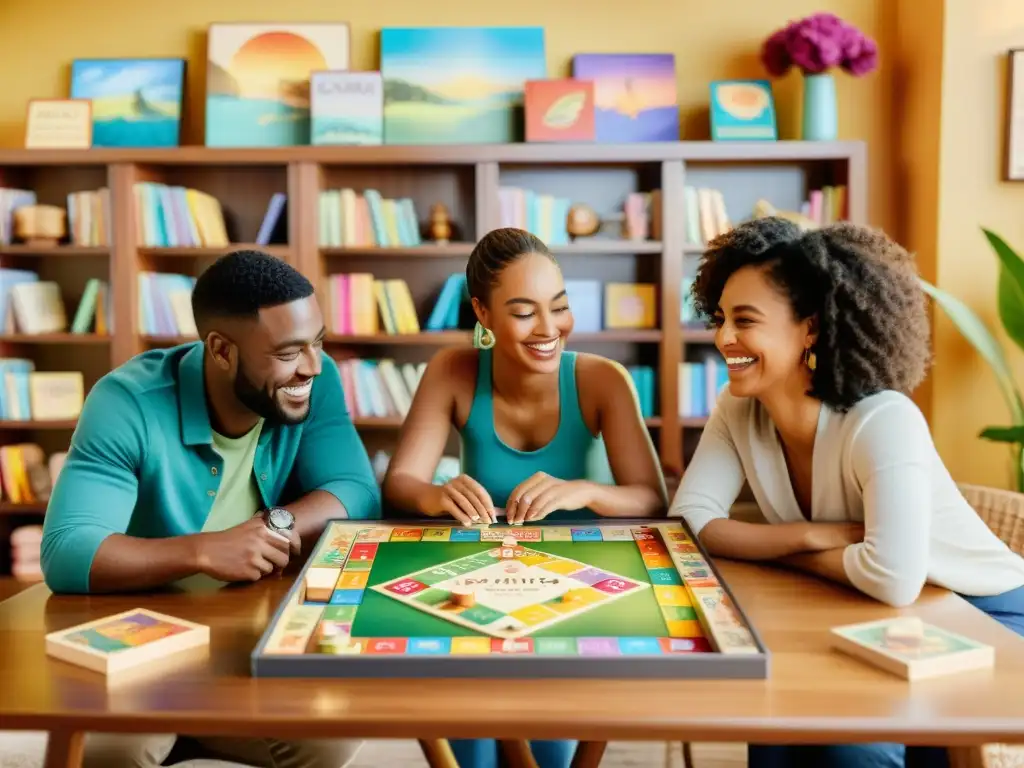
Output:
(0, 0), (897, 231)
(926, 0), (1024, 488)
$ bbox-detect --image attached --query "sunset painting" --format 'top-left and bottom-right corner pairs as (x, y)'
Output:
(206, 23), (350, 146)
(571, 53), (679, 142)
(380, 27), (546, 144)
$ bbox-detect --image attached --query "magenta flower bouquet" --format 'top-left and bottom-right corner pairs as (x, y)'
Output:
(761, 13), (879, 77)
(760, 13), (878, 141)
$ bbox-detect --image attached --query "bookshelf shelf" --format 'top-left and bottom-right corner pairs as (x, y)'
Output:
(0, 139), (867, 573)
(0, 333), (110, 345)
(321, 244), (475, 258)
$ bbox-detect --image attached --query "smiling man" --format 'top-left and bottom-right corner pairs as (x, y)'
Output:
(39, 249), (378, 767)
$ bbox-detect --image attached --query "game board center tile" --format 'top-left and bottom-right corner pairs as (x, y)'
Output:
(433, 561), (588, 613)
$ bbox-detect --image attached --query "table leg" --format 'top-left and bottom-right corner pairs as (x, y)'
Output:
(570, 741), (607, 768)
(499, 740), (540, 768)
(418, 739), (460, 768)
(43, 730), (84, 768)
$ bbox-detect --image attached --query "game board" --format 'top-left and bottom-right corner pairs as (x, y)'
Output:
(251, 519), (769, 679)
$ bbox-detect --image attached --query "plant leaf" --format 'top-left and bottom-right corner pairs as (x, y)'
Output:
(919, 278), (1024, 423)
(979, 425), (1024, 443)
(986, 228), (1024, 354)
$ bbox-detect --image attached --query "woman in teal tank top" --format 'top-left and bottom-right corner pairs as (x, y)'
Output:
(382, 228), (668, 768)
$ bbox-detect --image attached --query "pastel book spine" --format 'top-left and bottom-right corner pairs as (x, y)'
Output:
(255, 193), (287, 245)
(359, 361), (389, 417)
(362, 189), (388, 246)
(425, 274), (461, 331)
(445, 275), (467, 329)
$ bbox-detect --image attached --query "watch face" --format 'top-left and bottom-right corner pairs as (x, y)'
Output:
(268, 508), (293, 529)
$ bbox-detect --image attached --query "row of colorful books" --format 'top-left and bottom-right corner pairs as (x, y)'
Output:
(0, 443), (63, 505)
(138, 272), (197, 337)
(0, 268), (111, 335)
(680, 358), (730, 418)
(324, 273), (419, 335)
(318, 188), (423, 248)
(0, 360), (84, 421)
(0, 186), (110, 247)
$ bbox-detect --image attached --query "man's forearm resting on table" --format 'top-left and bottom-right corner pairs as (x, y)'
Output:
(65, 531), (207, 594)
(696, 518), (816, 560)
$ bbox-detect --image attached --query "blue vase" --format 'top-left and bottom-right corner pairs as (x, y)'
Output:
(802, 73), (838, 141)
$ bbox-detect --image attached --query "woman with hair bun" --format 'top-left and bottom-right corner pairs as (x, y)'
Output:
(670, 216), (1024, 767)
(383, 226), (668, 768)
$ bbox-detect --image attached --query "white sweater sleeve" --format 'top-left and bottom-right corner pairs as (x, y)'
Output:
(668, 398), (747, 536)
(842, 398), (933, 607)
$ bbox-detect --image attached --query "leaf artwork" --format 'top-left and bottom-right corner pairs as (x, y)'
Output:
(543, 91), (586, 130)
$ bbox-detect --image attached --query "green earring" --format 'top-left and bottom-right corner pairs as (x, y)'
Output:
(473, 322), (495, 349)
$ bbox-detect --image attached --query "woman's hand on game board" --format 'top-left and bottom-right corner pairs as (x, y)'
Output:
(506, 473), (593, 524)
(433, 474), (497, 525)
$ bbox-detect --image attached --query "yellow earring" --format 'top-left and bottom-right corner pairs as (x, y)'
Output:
(473, 322), (495, 349)
(804, 347), (817, 371)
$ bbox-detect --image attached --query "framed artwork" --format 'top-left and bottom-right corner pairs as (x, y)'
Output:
(380, 27), (546, 144)
(709, 80), (777, 141)
(310, 70), (383, 145)
(69, 58), (185, 147)
(570, 53), (678, 142)
(206, 22), (350, 147)
(1005, 48), (1024, 180)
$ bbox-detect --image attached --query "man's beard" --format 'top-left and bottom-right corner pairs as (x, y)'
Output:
(233, 364), (309, 425)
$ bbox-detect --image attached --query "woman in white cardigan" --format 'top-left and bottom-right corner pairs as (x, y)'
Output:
(670, 217), (1024, 768)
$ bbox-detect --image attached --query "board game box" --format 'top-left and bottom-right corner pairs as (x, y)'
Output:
(251, 519), (769, 679)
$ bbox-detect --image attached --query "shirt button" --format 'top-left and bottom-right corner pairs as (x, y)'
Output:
(211, 467), (218, 475)
(207, 490), (216, 497)
(260, 473), (267, 481)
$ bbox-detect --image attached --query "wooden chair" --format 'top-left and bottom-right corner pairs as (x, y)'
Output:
(957, 483), (1024, 768)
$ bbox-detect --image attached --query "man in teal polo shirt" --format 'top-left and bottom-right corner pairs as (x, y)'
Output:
(39, 250), (378, 768)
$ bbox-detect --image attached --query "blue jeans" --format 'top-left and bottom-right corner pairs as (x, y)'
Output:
(748, 585), (1024, 768)
(450, 738), (577, 768)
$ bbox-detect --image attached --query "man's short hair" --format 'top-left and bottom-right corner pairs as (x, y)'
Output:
(191, 249), (315, 334)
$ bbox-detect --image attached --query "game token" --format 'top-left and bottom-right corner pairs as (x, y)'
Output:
(252, 520), (768, 680)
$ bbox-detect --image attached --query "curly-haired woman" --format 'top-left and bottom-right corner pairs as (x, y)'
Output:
(669, 217), (1024, 768)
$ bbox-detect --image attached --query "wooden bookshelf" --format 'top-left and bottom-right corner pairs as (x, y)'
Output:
(0, 141), (867, 576)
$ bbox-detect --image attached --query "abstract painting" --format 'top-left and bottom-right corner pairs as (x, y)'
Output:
(311, 70), (383, 145)
(70, 58), (185, 147)
(380, 27), (546, 144)
(571, 53), (679, 142)
(206, 22), (350, 147)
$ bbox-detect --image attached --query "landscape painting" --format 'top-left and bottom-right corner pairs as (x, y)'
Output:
(380, 27), (546, 145)
(70, 58), (185, 147)
(571, 53), (679, 142)
(311, 70), (383, 145)
(206, 22), (350, 147)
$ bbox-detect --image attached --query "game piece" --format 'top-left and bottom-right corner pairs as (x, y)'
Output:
(252, 519), (768, 679)
(46, 608), (210, 676)
(449, 586), (477, 608)
(830, 617), (995, 680)
(304, 567), (341, 602)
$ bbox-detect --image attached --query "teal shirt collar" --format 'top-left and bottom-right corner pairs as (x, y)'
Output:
(178, 342), (214, 446)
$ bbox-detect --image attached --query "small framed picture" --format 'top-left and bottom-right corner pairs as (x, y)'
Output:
(25, 99), (92, 149)
(709, 80), (777, 141)
(1004, 49), (1024, 180)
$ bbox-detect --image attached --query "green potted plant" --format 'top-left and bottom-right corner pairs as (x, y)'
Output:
(921, 228), (1024, 490)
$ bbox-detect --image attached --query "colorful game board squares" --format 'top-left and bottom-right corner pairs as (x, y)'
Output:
(421, 527), (452, 541)
(540, 527), (573, 541)
(577, 637), (620, 655)
(647, 567), (684, 586)
(642, 554), (674, 570)
(480, 529), (510, 541)
(451, 636), (491, 655)
(492, 637), (533, 654)
(509, 603), (560, 626)
(311, 536), (353, 567)
(412, 587), (451, 607)
(570, 527), (602, 542)
(337, 570), (369, 589)
(322, 605), (357, 622)
(537, 559), (585, 576)
(667, 620), (705, 638)
(570, 566), (614, 585)
(365, 637), (408, 654)
(449, 528), (481, 542)
(618, 637), (663, 655)
(516, 551), (556, 567)
(670, 542), (700, 554)
(631, 527), (657, 541)
(263, 604), (324, 654)
(390, 528), (423, 542)
(408, 637), (452, 654)
(685, 577), (720, 588)
(637, 539), (669, 556)
(665, 530), (692, 542)
(355, 526), (392, 541)
(659, 637), (713, 653)
(599, 527), (634, 541)
(329, 589), (365, 605)
(383, 578), (427, 597)
(543, 587), (607, 613)
(459, 604), (507, 626)
(661, 605), (698, 622)
(533, 637), (577, 655)
(592, 577), (640, 595)
(505, 528), (541, 541)
(348, 542), (378, 562)
(653, 585), (690, 606)
(689, 585), (760, 654)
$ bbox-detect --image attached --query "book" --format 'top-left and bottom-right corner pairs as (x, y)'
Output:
(45, 608), (209, 675)
(830, 617), (995, 681)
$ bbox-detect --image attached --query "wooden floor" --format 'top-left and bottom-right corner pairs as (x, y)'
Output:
(0, 578), (749, 767)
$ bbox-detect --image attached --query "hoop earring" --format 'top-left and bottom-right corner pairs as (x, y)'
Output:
(804, 347), (817, 371)
(473, 322), (495, 349)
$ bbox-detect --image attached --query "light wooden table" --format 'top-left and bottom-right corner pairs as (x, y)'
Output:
(2, 559), (1024, 768)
